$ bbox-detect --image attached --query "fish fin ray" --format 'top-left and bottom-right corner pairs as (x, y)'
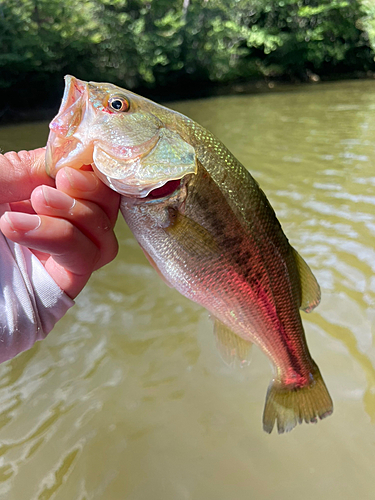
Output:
(262, 365), (333, 434)
(166, 213), (220, 257)
(212, 317), (252, 367)
(292, 248), (321, 313)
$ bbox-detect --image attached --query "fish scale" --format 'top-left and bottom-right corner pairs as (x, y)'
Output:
(46, 75), (333, 433)
(124, 161), (304, 362)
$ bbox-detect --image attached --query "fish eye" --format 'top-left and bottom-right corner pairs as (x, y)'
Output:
(108, 96), (130, 112)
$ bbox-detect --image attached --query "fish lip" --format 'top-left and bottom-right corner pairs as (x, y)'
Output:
(49, 75), (86, 138)
(46, 76), (89, 176)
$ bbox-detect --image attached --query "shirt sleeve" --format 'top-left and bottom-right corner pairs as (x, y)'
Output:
(0, 204), (74, 363)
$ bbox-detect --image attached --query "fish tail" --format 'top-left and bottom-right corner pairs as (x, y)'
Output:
(262, 365), (333, 434)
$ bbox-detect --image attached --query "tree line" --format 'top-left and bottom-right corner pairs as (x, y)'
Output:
(1, 0), (375, 117)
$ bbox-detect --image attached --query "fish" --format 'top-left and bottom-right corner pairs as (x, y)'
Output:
(46, 75), (333, 434)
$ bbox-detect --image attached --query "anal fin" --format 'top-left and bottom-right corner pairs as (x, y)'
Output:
(292, 248), (321, 313)
(212, 317), (252, 368)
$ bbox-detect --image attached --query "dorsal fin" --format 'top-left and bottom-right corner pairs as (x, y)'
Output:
(212, 317), (253, 367)
(292, 248), (321, 313)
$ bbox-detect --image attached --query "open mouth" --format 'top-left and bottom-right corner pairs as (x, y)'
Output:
(46, 76), (91, 176)
(49, 76), (86, 139)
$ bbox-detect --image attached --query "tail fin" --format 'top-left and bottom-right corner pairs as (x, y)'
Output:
(262, 366), (333, 434)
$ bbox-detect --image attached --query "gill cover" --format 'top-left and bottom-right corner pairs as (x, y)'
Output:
(93, 128), (197, 197)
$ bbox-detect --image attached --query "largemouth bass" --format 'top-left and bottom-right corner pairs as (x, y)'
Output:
(46, 75), (333, 433)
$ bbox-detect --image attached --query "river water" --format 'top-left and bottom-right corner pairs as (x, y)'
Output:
(0, 79), (374, 499)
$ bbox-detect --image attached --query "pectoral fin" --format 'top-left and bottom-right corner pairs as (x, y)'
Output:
(292, 248), (321, 313)
(165, 211), (220, 258)
(212, 317), (253, 367)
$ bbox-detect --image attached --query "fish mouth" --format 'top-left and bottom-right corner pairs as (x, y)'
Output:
(51, 75), (86, 138)
(46, 75), (91, 176)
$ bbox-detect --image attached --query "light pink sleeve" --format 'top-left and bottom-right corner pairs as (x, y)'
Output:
(0, 204), (74, 363)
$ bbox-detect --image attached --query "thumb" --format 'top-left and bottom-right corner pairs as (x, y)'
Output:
(0, 148), (55, 204)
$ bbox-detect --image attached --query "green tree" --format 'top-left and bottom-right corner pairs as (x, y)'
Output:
(0, 0), (96, 107)
(1, 0), (375, 115)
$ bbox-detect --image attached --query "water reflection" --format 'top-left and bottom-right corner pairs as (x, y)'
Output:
(0, 80), (374, 499)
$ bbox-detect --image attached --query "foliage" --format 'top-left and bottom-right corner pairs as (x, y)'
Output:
(256, 0), (375, 77)
(359, 0), (375, 53)
(0, 0), (375, 110)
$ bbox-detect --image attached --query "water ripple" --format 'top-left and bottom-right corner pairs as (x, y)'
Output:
(0, 80), (374, 499)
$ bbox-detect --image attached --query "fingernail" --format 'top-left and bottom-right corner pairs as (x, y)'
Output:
(63, 167), (98, 191)
(3, 212), (41, 232)
(42, 185), (75, 210)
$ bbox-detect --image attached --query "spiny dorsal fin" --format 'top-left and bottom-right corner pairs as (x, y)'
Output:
(212, 317), (252, 367)
(292, 248), (321, 313)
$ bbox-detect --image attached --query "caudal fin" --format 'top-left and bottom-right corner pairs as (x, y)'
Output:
(262, 366), (333, 434)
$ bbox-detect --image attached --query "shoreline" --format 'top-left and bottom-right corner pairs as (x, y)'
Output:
(1, 72), (374, 128)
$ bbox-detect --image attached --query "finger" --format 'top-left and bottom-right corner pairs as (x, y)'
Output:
(0, 148), (54, 204)
(0, 211), (99, 272)
(55, 167), (120, 227)
(9, 200), (35, 214)
(30, 185), (119, 270)
(0, 211), (99, 298)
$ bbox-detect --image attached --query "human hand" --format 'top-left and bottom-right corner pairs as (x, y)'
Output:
(0, 148), (120, 298)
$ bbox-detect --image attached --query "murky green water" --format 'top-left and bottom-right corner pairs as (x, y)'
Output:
(0, 80), (374, 500)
